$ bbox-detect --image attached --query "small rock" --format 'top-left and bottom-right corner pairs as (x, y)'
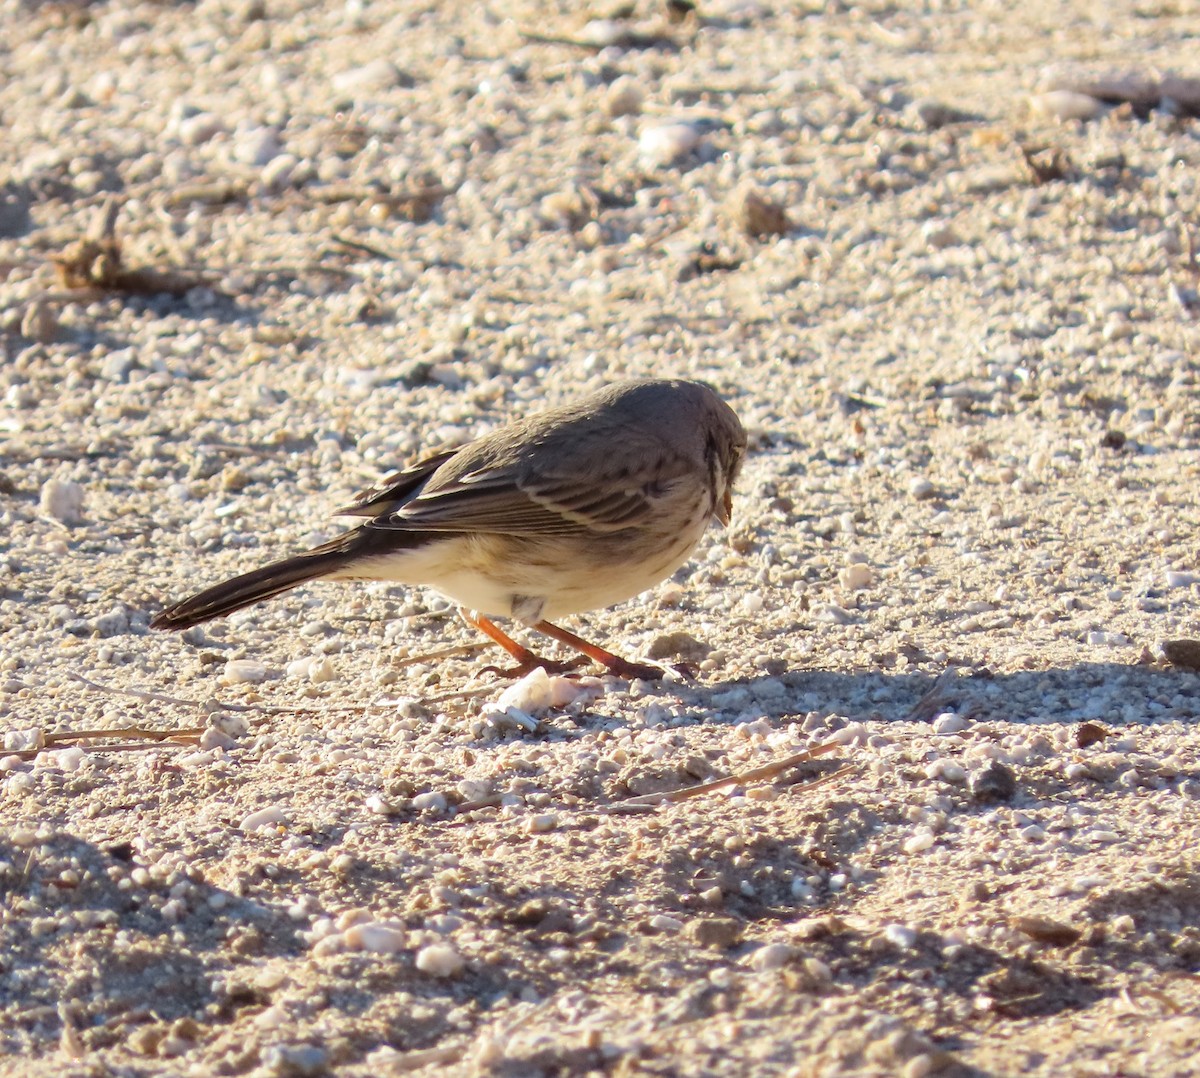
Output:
(344, 921), (406, 954)
(40, 477), (85, 525)
(639, 121), (701, 168)
(177, 112), (225, 146)
(728, 184), (791, 238)
(331, 59), (414, 95)
(1011, 914), (1082, 947)
(1073, 722), (1111, 748)
(647, 631), (711, 661)
(223, 658), (268, 685)
(685, 916), (742, 948)
(969, 761), (1017, 802)
(412, 791), (447, 813)
(415, 942), (464, 977)
(932, 712), (968, 735)
(1028, 89), (1106, 122)
(908, 477), (936, 500)
(1162, 639), (1200, 670)
(881, 923), (918, 949)
(749, 943), (794, 972)
(603, 75), (644, 118)
(838, 562), (874, 591)
(20, 300), (58, 342)
(262, 1042), (329, 1077)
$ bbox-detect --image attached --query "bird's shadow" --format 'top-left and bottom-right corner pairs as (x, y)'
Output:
(690, 659), (1200, 728)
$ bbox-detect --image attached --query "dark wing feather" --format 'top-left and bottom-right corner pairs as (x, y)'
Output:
(333, 448), (460, 518)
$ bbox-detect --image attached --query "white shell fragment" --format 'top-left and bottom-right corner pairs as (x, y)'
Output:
(239, 805), (289, 832)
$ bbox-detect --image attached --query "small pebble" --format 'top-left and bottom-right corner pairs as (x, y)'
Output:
(932, 712), (968, 735)
(882, 924), (918, 949)
(1028, 89), (1106, 121)
(223, 658), (268, 685)
(40, 477), (85, 525)
(969, 761), (1017, 802)
(839, 562), (875, 591)
(414, 942), (465, 977)
(749, 943), (795, 972)
(344, 921), (406, 954)
(603, 75), (644, 118)
(240, 805), (288, 832)
(639, 122), (701, 168)
(412, 791), (447, 813)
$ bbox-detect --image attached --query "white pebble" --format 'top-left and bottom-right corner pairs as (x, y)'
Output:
(638, 122), (701, 168)
(932, 712), (968, 735)
(308, 657), (336, 683)
(412, 791), (447, 813)
(741, 591), (764, 614)
(882, 923), (918, 949)
(527, 813), (558, 833)
(239, 805), (288, 832)
(223, 658), (268, 684)
(908, 477), (935, 500)
(260, 152), (297, 192)
(903, 831), (936, 854)
(40, 477), (85, 525)
(749, 943), (795, 972)
(839, 562), (875, 591)
(648, 914), (683, 933)
(199, 726), (237, 751)
(285, 657), (314, 679)
(603, 75), (644, 118)
(50, 746), (87, 771)
(331, 58), (407, 95)
(415, 942), (465, 977)
(1028, 89), (1106, 121)
(4, 728), (44, 752)
(344, 921), (407, 954)
(1165, 571), (1198, 589)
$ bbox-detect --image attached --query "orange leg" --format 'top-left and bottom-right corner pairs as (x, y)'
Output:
(533, 620), (666, 681)
(460, 611), (589, 678)
(460, 611), (669, 681)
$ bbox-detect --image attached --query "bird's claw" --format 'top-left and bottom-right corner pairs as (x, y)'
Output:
(480, 654), (591, 679)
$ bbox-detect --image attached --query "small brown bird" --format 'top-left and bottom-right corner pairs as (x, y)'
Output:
(150, 379), (746, 679)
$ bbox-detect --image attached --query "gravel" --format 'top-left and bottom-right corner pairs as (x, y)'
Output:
(2, 0), (1200, 1074)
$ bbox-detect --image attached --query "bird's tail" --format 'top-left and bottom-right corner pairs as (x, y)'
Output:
(149, 534), (359, 631)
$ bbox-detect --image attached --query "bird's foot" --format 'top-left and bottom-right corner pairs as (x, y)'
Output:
(596, 657), (667, 681)
(479, 653), (592, 679)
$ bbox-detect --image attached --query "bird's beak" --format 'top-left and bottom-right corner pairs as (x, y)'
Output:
(715, 488), (733, 528)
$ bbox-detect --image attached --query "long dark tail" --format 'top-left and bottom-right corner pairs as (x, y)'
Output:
(150, 535), (359, 631)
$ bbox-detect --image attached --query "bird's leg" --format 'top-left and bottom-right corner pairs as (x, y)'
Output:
(533, 620), (667, 681)
(460, 611), (589, 678)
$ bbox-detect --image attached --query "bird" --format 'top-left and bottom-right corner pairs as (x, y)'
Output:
(150, 378), (746, 679)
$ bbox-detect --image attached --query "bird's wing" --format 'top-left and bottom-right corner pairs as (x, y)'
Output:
(371, 452), (694, 536)
(332, 448), (461, 518)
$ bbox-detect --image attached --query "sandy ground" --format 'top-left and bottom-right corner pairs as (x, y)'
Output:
(2, 0), (1200, 1074)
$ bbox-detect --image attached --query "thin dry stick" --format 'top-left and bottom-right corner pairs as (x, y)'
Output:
(45, 727), (204, 745)
(609, 739), (843, 809)
(392, 642), (489, 669)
